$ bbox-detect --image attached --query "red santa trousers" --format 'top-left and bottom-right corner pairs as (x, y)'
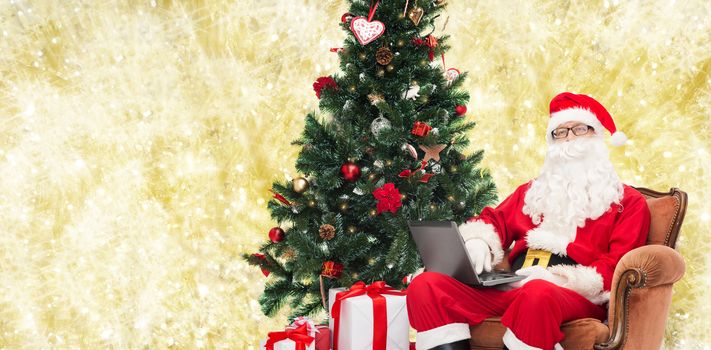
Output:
(407, 272), (607, 350)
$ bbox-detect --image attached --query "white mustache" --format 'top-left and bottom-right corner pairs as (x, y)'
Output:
(547, 138), (599, 161)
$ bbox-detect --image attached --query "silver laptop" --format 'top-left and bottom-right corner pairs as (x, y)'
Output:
(408, 220), (525, 287)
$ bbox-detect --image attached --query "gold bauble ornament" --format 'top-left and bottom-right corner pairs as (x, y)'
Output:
(358, 52), (367, 61)
(292, 176), (309, 193)
(386, 64), (395, 72)
(347, 225), (357, 234)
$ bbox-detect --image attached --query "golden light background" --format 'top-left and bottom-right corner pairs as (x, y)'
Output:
(0, 0), (709, 348)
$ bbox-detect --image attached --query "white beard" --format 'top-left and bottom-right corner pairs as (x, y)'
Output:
(523, 136), (624, 232)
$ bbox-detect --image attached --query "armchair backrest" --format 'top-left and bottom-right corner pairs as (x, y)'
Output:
(633, 187), (688, 248)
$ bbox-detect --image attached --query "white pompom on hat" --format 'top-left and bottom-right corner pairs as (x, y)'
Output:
(547, 92), (627, 146)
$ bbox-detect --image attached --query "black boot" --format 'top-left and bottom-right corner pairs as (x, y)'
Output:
(430, 339), (470, 350)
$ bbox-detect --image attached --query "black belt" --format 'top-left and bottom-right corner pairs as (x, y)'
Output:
(511, 248), (578, 272)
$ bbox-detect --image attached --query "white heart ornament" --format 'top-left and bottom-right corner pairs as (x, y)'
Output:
(350, 16), (385, 45)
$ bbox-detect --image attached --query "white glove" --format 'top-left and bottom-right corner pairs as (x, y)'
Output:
(509, 265), (566, 289)
(465, 238), (492, 275)
(411, 267), (425, 280)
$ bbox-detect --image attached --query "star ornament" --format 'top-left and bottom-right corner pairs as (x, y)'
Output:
(419, 144), (447, 162)
(368, 93), (385, 105)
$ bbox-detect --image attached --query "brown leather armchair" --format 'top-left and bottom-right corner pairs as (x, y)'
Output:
(468, 187), (688, 350)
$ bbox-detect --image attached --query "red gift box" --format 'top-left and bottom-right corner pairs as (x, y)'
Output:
(314, 325), (330, 350)
(411, 121), (432, 137)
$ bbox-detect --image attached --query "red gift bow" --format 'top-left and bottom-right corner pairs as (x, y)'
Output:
(412, 35), (445, 66)
(288, 316), (316, 337)
(265, 323), (315, 350)
(331, 281), (407, 350)
(398, 160), (434, 183)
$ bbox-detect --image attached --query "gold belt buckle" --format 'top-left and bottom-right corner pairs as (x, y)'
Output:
(522, 249), (553, 268)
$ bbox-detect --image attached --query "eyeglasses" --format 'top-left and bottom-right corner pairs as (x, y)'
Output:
(551, 124), (594, 139)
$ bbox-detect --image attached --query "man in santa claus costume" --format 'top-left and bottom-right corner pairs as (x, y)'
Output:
(407, 92), (651, 350)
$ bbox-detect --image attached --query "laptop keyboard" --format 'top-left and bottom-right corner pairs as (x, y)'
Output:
(478, 272), (516, 281)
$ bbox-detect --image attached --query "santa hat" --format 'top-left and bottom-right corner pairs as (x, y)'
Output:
(547, 92), (627, 146)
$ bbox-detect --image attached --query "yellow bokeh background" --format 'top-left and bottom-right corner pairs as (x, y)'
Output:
(0, 0), (709, 348)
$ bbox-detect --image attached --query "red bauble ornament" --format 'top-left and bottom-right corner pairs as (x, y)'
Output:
(340, 162), (361, 182)
(252, 253), (270, 277)
(455, 105), (467, 116)
(321, 261), (344, 279)
(269, 227), (285, 243)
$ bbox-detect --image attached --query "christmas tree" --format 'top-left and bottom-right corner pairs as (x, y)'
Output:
(244, 0), (497, 320)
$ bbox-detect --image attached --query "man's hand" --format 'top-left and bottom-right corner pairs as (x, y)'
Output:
(510, 265), (566, 288)
(465, 238), (492, 274)
(411, 267), (425, 280)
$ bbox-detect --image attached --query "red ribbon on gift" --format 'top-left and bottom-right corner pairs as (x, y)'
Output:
(331, 281), (407, 350)
(265, 323), (315, 350)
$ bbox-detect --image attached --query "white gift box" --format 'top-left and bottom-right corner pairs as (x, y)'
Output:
(328, 286), (410, 350)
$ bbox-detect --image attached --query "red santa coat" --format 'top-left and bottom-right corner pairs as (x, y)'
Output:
(459, 181), (651, 304)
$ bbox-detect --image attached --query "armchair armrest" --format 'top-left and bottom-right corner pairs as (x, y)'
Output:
(594, 245), (685, 350)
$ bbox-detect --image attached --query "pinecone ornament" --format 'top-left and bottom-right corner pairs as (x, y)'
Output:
(319, 224), (336, 240)
(375, 47), (393, 65)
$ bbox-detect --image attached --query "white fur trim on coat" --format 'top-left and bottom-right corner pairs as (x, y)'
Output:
(548, 264), (610, 305)
(524, 226), (573, 256)
(458, 220), (504, 266)
(547, 107), (605, 144)
(503, 328), (563, 350)
(416, 323), (470, 350)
